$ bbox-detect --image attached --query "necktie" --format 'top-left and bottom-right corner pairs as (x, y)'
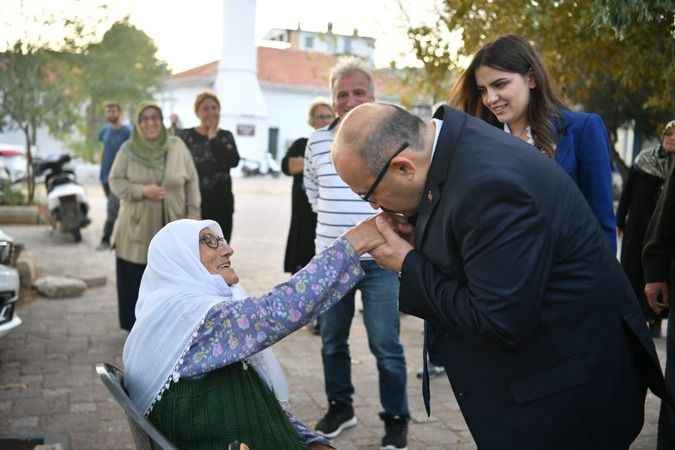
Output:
(422, 321), (431, 416)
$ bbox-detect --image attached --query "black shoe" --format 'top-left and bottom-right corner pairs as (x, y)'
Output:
(96, 240), (111, 251)
(380, 415), (408, 450)
(315, 402), (357, 438)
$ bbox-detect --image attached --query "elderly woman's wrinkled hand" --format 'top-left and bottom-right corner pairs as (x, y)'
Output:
(370, 214), (415, 273)
(344, 215), (386, 255)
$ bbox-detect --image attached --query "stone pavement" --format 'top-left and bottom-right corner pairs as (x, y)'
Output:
(0, 178), (665, 450)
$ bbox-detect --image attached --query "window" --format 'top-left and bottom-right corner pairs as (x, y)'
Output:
(304, 36), (314, 49)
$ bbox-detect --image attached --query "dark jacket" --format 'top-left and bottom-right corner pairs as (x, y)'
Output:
(400, 106), (667, 450)
(642, 161), (675, 284)
(554, 110), (617, 253)
(642, 161), (675, 450)
(617, 166), (666, 318)
(281, 137), (317, 273)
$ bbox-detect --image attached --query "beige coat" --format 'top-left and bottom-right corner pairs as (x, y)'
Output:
(109, 137), (201, 264)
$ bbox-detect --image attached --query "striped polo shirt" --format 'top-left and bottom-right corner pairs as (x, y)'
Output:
(303, 120), (378, 259)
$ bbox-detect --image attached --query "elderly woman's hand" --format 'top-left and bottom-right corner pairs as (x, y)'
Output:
(344, 215), (386, 255)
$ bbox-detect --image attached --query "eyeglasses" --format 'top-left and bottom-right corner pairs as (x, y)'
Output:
(199, 235), (226, 249)
(139, 115), (162, 123)
(314, 114), (334, 121)
(359, 142), (409, 202)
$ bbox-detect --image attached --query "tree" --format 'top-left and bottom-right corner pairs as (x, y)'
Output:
(68, 18), (169, 162)
(406, 0), (674, 171)
(0, 41), (82, 202)
(591, 0), (675, 34)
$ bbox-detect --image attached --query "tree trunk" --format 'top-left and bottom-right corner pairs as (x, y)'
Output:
(22, 125), (35, 205)
(23, 126), (35, 204)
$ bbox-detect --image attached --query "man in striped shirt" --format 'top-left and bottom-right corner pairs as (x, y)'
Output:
(304, 57), (409, 450)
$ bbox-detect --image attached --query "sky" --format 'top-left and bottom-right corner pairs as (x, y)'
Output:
(1, 0), (446, 73)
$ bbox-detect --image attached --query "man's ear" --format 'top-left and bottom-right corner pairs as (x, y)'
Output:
(391, 156), (416, 179)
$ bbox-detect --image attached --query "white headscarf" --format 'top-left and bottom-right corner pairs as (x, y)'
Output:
(122, 219), (288, 415)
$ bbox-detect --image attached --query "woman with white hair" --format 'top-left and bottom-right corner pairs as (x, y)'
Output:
(122, 217), (383, 449)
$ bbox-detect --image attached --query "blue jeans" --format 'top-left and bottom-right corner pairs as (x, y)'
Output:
(319, 260), (409, 418)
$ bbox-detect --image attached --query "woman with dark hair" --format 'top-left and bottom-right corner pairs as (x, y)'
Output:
(618, 120), (675, 335)
(179, 91), (240, 242)
(449, 34), (616, 252)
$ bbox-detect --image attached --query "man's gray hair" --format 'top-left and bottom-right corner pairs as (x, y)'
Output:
(329, 56), (375, 96)
(359, 104), (425, 175)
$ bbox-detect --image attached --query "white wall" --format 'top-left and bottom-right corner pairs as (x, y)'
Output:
(158, 83), (209, 130)
(262, 85), (330, 160)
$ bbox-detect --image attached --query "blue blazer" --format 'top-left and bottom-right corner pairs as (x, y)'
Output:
(554, 109), (617, 253)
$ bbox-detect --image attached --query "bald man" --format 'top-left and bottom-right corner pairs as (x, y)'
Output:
(332, 102), (670, 450)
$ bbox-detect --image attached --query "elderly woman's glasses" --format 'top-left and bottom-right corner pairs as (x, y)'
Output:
(360, 142), (409, 203)
(199, 235), (226, 249)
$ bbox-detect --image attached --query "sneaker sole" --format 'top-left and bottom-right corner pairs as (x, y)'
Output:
(380, 446), (407, 450)
(317, 416), (358, 438)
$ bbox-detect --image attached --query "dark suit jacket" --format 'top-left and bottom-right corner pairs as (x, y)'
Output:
(399, 106), (667, 450)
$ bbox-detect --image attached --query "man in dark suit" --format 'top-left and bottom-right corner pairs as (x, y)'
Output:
(332, 102), (670, 449)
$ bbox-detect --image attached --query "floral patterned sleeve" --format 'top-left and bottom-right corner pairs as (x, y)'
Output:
(177, 236), (363, 378)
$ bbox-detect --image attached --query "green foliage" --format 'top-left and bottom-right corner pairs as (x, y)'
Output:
(0, 183), (26, 206)
(64, 18), (169, 162)
(0, 40), (82, 203)
(591, 0), (675, 34)
(404, 24), (458, 103)
(407, 0), (674, 147)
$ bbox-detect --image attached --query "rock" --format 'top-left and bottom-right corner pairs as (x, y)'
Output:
(16, 251), (39, 288)
(0, 205), (41, 224)
(34, 276), (87, 298)
(34, 445), (64, 450)
(70, 275), (107, 288)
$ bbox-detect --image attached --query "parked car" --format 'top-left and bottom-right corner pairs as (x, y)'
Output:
(0, 145), (28, 183)
(0, 229), (21, 338)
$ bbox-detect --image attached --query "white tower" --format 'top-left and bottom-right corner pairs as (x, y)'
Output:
(215, 0), (268, 168)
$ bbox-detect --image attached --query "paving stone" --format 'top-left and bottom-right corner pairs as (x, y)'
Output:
(9, 415), (39, 429)
(0, 399), (11, 413)
(70, 402), (97, 413)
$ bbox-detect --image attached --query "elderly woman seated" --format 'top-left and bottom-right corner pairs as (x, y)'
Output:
(122, 218), (383, 449)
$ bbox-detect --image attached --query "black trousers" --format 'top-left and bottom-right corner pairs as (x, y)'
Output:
(115, 257), (146, 331)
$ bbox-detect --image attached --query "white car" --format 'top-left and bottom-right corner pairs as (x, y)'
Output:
(0, 229), (21, 338)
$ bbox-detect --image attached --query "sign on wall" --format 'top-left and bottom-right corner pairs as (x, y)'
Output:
(236, 124), (256, 136)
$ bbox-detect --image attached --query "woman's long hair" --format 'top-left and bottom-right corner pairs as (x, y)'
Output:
(449, 35), (565, 157)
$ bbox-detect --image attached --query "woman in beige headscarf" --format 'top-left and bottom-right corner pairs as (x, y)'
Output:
(109, 102), (201, 331)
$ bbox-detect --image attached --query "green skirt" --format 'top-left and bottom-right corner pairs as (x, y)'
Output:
(148, 362), (306, 450)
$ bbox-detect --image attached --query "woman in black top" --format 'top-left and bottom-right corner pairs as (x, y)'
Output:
(179, 91), (240, 241)
(281, 99), (334, 274)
